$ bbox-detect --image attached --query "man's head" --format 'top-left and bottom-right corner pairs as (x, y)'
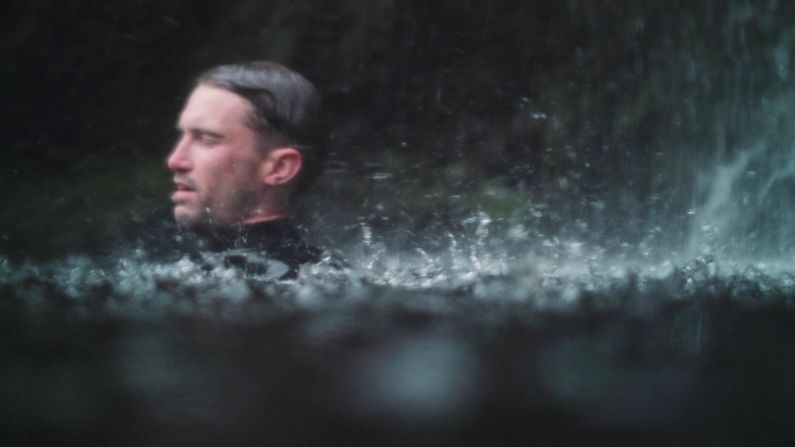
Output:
(166, 61), (324, 229)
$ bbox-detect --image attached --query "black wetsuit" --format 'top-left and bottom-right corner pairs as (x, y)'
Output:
(187, 219), (322, 279)
(126, 208), (321, 280)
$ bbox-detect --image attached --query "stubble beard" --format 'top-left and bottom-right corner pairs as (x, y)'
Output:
(174, 187), (259, 230)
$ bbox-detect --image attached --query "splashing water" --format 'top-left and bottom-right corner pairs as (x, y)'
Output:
(2, 203), (793, 321)
(2, 210), (794, 444)
(3, 186), (795, 446)
(686, 88), (795, 264)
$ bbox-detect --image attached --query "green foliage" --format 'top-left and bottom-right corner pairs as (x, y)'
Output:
(0, 156), (168, 259)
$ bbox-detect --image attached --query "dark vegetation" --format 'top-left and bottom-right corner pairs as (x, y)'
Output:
(4, 0), (795, 257)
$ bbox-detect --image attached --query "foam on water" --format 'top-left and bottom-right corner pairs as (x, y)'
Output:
(2, 208), (793, 322)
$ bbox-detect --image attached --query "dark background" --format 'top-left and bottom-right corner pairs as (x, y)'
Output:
(3, 0), (795, 256)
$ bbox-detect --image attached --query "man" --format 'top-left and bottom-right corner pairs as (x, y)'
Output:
(163, 61), (325, 279)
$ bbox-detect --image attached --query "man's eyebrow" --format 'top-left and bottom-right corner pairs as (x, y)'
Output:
(176, 126), (225, 139)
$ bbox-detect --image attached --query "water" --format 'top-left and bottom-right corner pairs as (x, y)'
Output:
(2, 208), (794, 443)
(4, 108), (795, 442)
(685, 86), (795, 262)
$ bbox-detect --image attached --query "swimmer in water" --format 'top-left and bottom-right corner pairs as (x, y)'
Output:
(164, 61), (327, 278)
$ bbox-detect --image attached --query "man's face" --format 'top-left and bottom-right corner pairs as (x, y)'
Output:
(167, 84), (266, 228)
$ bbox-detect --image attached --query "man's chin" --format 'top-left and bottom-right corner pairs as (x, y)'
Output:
(173, 206), (201, 229)
(173, 206), (232, 230)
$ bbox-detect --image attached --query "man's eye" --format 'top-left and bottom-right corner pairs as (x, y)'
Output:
(197, 133), (221, 145)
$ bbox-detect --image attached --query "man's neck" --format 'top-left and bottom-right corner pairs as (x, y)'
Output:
(239, 213), (293, 225)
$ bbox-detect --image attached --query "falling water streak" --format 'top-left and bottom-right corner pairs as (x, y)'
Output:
(686, 144), (759, 258)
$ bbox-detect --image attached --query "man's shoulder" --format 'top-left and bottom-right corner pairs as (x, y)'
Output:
(238, 219), (323, 273)
(116, 212), (323, 280)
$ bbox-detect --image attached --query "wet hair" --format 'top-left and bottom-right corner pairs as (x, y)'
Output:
(196, 61), (326, 196)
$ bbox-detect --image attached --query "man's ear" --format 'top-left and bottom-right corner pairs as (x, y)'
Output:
(260, 147), (303, 186)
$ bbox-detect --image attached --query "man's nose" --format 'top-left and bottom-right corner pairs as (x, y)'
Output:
(166, 137), (192, 171)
